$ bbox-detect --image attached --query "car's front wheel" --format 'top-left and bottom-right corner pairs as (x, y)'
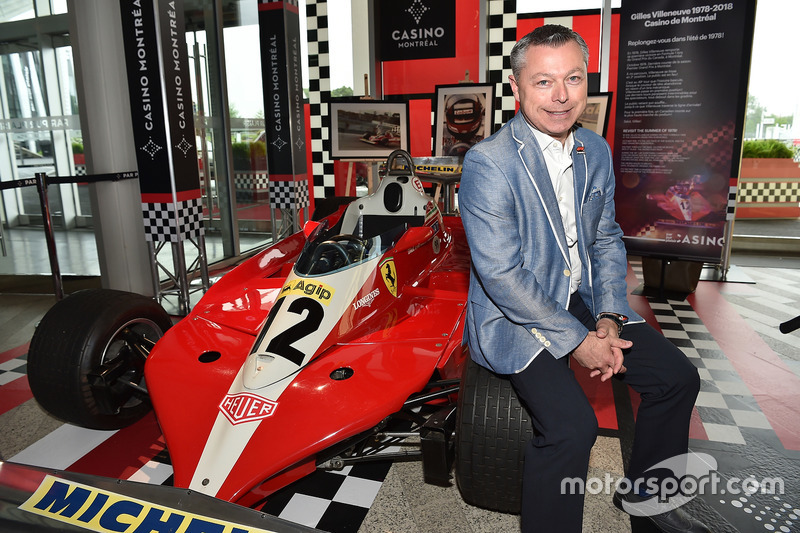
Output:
(454, 356), (533, 514)
(27, 289), (172, 430)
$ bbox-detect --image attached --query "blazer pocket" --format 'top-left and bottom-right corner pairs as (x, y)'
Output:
(581, 194), (603, 220)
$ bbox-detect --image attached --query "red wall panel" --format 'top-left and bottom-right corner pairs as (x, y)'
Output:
(409, 99), (433, 157)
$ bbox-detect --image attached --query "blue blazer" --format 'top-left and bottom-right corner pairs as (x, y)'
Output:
(459, 112), (643, 375)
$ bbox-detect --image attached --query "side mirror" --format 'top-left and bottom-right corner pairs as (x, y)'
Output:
(302, 220), (324, 240)
(394, 226), (434, 253)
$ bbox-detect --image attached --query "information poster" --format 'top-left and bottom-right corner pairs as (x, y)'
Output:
(612, 0), (754, 262)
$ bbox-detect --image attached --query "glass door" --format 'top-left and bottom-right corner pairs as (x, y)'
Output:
(0, 13), (97, 276)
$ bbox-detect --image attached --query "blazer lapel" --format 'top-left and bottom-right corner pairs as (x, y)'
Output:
(510, 115), (570, 266)
(571, 132), (589, 208)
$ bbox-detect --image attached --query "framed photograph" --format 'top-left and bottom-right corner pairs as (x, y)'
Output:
(579, 92), (612, 138)
(330, 101), (409, 159)
(434, 83), (494, 157)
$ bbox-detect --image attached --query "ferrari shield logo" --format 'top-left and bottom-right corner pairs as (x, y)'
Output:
(380, 257), (398, 297)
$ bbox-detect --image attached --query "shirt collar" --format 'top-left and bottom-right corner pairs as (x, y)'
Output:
(528, 123), (575, 155)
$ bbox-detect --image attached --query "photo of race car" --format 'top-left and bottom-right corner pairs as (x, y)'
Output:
(359, 127), (402, 147)
(23, 150), (532, 521)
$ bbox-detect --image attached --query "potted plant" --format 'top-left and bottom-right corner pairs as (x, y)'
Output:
(72, 140), (85, 165)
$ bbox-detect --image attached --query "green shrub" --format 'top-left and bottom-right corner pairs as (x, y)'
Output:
(231, 141), (251, 169)
(742, 139), (793, 159)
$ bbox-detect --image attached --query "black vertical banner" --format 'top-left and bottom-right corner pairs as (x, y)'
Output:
(120, 0), (170, 195)
(155, 0), (200, 194)
(120, 0), (200, 199)
(612, 0), (755, 262)
(258, 0), (307, 180)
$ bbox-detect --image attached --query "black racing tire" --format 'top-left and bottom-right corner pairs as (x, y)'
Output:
(455, 357), (533, 514)
(27, 289), (172, 430)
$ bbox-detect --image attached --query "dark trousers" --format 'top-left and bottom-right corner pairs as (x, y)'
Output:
(509, 295), (700, 532)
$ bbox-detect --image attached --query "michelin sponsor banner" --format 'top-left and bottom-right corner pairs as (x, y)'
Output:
(379, 0), (456, 61)
(612, 0), (754, 262)
(17, 474), (294, 533)
(120, 0), (200, 197)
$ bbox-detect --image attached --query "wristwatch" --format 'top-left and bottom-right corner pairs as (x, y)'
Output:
(596, 312), (628, 334)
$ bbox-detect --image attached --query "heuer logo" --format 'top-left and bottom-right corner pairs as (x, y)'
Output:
(219, 392), (277, 425)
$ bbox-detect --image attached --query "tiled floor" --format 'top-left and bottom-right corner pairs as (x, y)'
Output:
(1, 228), (800, 532)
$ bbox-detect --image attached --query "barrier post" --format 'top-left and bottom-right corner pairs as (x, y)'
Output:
(35, 172), (64, 300)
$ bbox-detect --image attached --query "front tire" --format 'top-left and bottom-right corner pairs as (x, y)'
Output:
(455, 357), (533, 514)
(27, 289), (172, 430)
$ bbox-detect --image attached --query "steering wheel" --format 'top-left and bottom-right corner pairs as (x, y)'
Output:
(329, 234), (368, 263)
(308, 241), (350, 274)
(307, 235), (368, 274)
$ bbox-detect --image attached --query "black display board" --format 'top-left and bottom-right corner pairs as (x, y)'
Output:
(379, 0), (456, 61)
(612, 0), (756, 262)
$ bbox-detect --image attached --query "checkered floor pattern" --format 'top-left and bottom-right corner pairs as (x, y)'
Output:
(628, 260), (775, 447)
(0, 351), (26, 386)
(134, 446), (389, 533)
(649, 298), (771, 445)
(257, 462), (391, 532)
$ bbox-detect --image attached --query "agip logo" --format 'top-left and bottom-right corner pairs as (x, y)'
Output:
(279, 279), (335, 305)
(219, 392), (277, 425)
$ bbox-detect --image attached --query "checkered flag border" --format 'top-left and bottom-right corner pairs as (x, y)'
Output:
(142, 198), (204, 243)
(488, 0), (518, 130)
(269, 180), (310, 210)
(307, 0), (336, 200)
(738, 180), (800, 204)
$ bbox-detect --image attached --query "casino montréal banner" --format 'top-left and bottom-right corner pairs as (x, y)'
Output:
(379, 0), (456, 61)
(120, 0), (201, 198)
(612, 0), (754, 262)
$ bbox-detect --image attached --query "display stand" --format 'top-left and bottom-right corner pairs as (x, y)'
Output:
(148, 236), (210, 316)
(413, 156), (463, 214)
(341, 159), (384, 195)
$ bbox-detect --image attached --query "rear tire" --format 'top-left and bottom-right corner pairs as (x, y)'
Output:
(27, 289), (172, 430)
(455, 357), (533, 514)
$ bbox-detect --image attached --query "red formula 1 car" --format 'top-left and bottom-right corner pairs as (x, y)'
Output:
(25, 151), (531, 518)
(359, 128), (402, 147)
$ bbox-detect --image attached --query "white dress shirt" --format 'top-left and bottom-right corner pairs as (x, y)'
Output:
(529, 126), (582, 294)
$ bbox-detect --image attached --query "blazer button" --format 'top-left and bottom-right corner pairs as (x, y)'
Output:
(531, 328), (538, 334)
(563, 269), (571, 277)
(545, 341), (551, 347)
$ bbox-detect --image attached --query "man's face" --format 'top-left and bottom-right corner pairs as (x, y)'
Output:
(509, 41), (588, 143)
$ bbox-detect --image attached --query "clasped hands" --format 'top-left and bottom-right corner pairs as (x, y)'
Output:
(571, 318), (632, 381)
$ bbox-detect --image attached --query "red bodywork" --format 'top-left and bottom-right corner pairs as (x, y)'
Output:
(145, 211), (470, 505)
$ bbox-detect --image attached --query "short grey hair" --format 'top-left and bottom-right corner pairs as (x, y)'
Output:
(510, 25), (590, 79)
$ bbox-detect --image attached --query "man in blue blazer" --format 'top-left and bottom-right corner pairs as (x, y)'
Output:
(459, 25), (707, 533)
